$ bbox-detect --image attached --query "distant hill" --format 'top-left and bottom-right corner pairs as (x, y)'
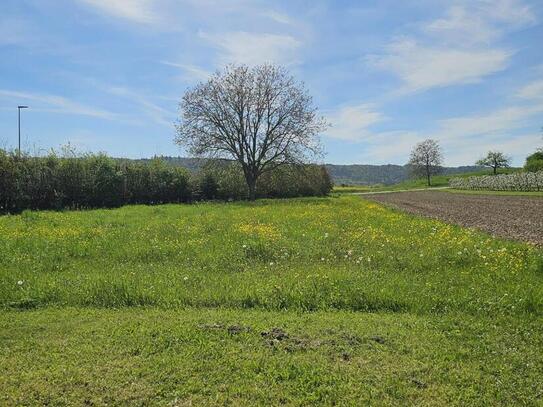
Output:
(131, 156), (484, 186)
(325, 164), (485, 185)
(132, 156), (207, 172)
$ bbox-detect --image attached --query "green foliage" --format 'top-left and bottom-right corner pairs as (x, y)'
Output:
(476, 150), (511, 174)
(0, 149), (332, 213)
(194, 161), (333, 201)
(258, 164), (334, 199)
(198, 172), (219, 200)
(524, 150), (543, 172)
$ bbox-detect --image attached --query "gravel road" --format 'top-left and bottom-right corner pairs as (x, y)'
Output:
(362, 191), (543, 246)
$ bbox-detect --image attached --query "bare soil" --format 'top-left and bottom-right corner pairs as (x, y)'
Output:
(362, 191), (543, 246)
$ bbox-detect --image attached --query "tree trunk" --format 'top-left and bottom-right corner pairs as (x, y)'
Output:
(493, 166), (497, 175)
(426, 169), (431, 186)
(247, 178), (257, 201)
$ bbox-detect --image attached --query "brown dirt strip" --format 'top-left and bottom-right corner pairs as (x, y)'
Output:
(361, 191), (543, 246)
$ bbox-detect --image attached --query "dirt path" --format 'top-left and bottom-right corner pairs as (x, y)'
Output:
(362, 190), (543, 246)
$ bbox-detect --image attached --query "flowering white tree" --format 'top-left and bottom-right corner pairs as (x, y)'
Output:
(450, 171), (543, 191)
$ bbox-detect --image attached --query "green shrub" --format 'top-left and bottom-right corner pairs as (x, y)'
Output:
(524, 150), (543, 173)
(0, 148), (332, 213)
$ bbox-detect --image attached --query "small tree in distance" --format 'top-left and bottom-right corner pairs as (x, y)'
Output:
(175, 64), (327, 200)
(407, 139), (443, 186)
(476, 151), (511, 175)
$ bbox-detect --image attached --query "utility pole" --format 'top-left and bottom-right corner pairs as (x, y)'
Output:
(17, 105), (29, 157)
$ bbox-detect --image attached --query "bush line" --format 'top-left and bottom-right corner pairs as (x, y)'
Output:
(0, 149), (333, 213)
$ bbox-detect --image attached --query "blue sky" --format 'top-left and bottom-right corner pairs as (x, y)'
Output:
(1, 0), (542, 166)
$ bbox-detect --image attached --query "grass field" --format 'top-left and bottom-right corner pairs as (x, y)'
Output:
(1, 196), (543, 405)
(332, 185), (373, 193)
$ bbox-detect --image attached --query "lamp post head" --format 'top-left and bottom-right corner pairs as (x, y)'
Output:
(18, 106), (29, 109)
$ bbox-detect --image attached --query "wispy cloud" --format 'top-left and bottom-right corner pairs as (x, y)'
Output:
(201, 31), (302, 66)
(436, 103), (543, 140)
(0, 89), (120, 120)
(422, 0), (535, 45)
(161, 61), (211, 83)
(516, 79), (543, 100)
(324, 104), (385, 142)
(422, 6), (499, 45)
(261, 10), (295, 25)
(358, 99), (543, 165)
(105, 87), (175, 127)
(77, 0), (160, 24)
(367, 39), (511, 94)
(336, 74), (543, 165)
(367, 0), (534, 94)
(444, 133), (541, 166)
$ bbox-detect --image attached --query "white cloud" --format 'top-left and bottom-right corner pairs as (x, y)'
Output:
(423, 0), (535, 45)
(516, 80), (543, 100)
(367, 0), (534, 94)
(201, 31), (302, 66)
(338, 97), (543, 165)
(423, 6), (498, 45)
(325, 104), (385, 141)
(483, 0), (535, 26)
(0, 89), (120, 120)
(77, 0), (160, 24)
(161, 61), (211, 82)
(262, 11), (294, 25)
(368, 40), (510, 93)
(436, 103), (543, 140)
(422, 101), (543, 165)
(444, 133), (541, 166)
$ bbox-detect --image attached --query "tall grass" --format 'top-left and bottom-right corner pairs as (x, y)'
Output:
(1, 196), (541, 315)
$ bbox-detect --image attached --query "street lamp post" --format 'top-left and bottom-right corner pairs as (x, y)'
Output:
(17, 105), (29, 157)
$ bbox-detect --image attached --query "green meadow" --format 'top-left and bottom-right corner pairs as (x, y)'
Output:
(1, 196), (542, 405)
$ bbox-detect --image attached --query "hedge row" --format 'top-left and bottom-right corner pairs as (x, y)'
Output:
(449, 171), (543, 191)
(0, 149), (333, 213)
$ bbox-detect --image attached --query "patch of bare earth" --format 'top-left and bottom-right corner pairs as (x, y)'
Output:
(362, 191), (543, 246)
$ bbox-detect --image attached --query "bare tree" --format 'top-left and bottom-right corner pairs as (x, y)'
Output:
(175, 64), (327, 200)
(408, 139), (443, 186)
(476, 151), (511, 175)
